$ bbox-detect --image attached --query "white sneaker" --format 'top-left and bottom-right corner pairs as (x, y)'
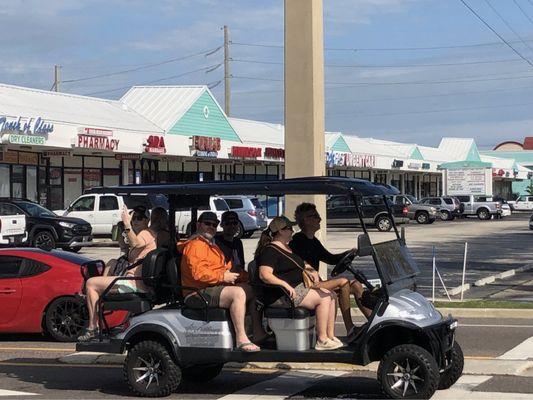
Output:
(315, 338), (343, 351)
(331, 337), (345, 347)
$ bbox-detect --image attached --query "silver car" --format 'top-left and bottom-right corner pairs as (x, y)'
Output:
(220, 196), (268, 238)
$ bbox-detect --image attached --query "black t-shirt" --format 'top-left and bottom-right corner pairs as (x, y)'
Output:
(290, 232), (348, 271)
(256, 244), (305, 305)
(214, 235), (245, 270)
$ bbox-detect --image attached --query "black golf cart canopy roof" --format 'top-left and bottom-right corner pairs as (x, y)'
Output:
(86, 176), (397, 197)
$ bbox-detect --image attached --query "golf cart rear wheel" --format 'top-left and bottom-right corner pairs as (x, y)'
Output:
(438, 342), (464, 390)
(124, 340), (181, 397)
(182, 363), (224, 382)
(378, 344), (439, 399)
(376, 215), (392, 232)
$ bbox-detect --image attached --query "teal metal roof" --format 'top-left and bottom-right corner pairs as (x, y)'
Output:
(409, 146), (425, 161)
(168, 91), (241, 142)
(480, 151), (533, 166)
(331, 135), (351, 152)
(439, 160), (492, 169)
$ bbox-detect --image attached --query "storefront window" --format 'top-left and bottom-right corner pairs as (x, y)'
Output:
(26, 167), (37, 202)
(64, 168), (82, 207)
(0, 165), (9, 197)
(83, 169), (102, 189)
(103, 169), (120, 186)
(12, 165), (24, 198)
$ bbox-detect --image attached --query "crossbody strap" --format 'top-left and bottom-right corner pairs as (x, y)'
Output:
(265, 244), (308, 273)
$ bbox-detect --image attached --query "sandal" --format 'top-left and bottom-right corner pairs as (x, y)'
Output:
(236, 342), (261, 353)
(78, 328), (98, 342)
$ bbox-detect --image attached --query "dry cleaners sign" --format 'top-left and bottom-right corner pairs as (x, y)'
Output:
(0, 116), (54, 145)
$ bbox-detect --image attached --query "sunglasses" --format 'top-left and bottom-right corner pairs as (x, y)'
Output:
(202, 221), (219, 228)
(222, 220), (239, 226)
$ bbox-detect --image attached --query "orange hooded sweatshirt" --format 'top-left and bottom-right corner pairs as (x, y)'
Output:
(179, 235), (247, 295)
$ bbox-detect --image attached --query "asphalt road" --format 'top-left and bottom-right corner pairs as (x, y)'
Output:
(1, 316), (533, 398)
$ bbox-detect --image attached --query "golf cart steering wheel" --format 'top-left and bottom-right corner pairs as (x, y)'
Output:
(330, 249), (357, 277)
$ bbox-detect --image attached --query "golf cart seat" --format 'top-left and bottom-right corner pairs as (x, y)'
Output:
(101, 248), (170, 315)
(163, 252), (231, 322)
(248, 260), (316, 351)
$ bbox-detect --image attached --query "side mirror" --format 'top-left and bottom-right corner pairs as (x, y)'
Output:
(357, 234), (373, 257)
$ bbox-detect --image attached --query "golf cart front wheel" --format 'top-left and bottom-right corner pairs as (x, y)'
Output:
(438, 341), (464, 390)
(378, 344), (439, 399)
(124, 340), (181, 397)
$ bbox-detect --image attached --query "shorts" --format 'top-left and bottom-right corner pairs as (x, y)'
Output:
(184, 285), (225, 308)
(116, 281), (141, 294)
(271, 283), (310, 307)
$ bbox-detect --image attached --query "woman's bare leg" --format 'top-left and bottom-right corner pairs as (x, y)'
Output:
(350, 281), (373, 319)
(316, 278), (354, 332)
(85, 276), (118, 329)
(299, 289), (332, 343)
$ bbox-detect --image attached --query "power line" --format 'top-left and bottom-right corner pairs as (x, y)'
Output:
(83, 64), (221, 96)
(63, 46), (222, 84)
(231, 57), (524, 68)
(513, 0), (533, 26)
(458, 0), (533, 67)
(484, 0), (533, 57)
(329, 99), (533, 118)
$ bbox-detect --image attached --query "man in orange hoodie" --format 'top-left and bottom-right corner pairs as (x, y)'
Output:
(180, 211), (263, 352)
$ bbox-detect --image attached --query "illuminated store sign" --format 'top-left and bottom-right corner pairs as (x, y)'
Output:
(145, 135), (166, 154)
(76, 135), (120, 150)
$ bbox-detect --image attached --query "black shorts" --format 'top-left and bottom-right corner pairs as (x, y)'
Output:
(184, 285), (225, 308)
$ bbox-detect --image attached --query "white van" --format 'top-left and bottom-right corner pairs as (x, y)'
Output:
(57, 193), (229, 236)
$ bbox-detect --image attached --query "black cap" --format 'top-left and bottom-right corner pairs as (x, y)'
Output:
(198, 211), (220, 224)
(130, 205), (150, 219)
(221, 210), (239, 223)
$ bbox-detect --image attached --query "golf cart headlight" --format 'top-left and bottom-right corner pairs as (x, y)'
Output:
(449, 321), (458, 330)
(59, 221), (76, 229)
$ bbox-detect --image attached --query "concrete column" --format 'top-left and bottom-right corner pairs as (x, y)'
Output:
(122, 161), (129, 185)
(284, 0), (327, 276)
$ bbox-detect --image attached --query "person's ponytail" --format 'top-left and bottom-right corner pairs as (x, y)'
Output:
(254, 228), (273, 260)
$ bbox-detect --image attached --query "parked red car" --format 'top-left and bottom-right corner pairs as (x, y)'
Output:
(0, 248), (120, 341)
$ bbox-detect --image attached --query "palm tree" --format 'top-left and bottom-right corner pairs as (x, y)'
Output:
(526, 182), (533, 195)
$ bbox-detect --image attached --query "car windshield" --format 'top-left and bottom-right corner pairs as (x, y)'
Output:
(406, 195), (418, 204)
(372, 240), (419, 285)
(14, 201), (56, 217)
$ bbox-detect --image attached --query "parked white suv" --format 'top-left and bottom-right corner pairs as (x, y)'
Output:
(58, 193), (229, 236)
(220, 196), (268, 238)
(508, 195), (533, 211)
(0, 202), (27, 245)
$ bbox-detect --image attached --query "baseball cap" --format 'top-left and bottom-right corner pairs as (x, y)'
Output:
(221, 210), (239, 223)
(268, 216), (297, 234)
(198, 211), (220, 224)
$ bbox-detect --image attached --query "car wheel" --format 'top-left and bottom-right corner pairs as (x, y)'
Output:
(378, 344), (439, 399)
(477, 208), (490, 220)
(124, 340), (181, 397)
(182, 363), (224, 382)
(44, 296), (88, 342)
(376, 216), (392, 232)
(415, 212), (429, 224)
(440, 210), (451, 221)
(438, 342), (464, 390)
(235, 221), (245, 239)
(33, 231), (56, 250)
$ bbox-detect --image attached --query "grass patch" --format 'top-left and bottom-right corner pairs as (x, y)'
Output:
(434, 300), (533, 309)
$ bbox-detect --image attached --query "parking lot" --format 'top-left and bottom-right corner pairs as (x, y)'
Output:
(79, 212), (532, 300)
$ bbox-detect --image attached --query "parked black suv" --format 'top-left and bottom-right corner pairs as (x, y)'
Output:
(327, 195), (409, 232)
(0, 199), (92, 251)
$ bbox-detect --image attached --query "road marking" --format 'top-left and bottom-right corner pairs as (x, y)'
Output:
(0, 347), (73, 352)
(0, 361), (121, 368)
(0, 389), (38, 396)
(218, 369), (345, 400)
(498, 336), (533, 360)
(461, 324), (533, 328)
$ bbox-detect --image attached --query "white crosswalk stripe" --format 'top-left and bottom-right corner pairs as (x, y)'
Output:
(498, 336), (533, 360)
(0, 389), (39, 396)
(218, 369), (346, 400)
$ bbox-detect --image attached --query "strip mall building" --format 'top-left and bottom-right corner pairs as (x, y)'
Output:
(0, 83), (530, 214)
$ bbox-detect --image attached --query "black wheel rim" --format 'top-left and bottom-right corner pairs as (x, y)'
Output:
(35, 233), (54, 249)
(49, 299), (87, 339)
(385, 358), (425, 397)
(133, 354), (163, 391)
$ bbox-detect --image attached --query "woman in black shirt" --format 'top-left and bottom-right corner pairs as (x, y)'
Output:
(290, 203), (373, 337)
(255, 216), (343, 351)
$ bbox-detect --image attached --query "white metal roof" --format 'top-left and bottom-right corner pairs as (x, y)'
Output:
(0, 83), (162, 133)
(438, 138), (477, 161)
(418, 146), (450, 162)
(120, 86), (206, 131)
(229, 117), (284, 146)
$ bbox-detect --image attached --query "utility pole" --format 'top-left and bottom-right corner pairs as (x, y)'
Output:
(53, 65), (61, 92)
(223, 25), (230, 116)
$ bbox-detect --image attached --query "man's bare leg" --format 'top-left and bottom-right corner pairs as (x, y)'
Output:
(219, 286), (259, 351)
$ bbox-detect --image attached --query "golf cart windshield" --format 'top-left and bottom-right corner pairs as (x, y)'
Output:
(372, 239), (420, 294)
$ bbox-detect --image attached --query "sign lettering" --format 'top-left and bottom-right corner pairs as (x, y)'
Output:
(0, 116), (54, 135)
(264, 147), (285, 159)
(230, 146), (262, 159)
(326, 152), (376, 168)
(145, 135), (166, 154)
(77, 134), (120, 150)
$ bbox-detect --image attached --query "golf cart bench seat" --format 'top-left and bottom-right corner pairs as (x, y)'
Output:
(263, 307), (315, 319)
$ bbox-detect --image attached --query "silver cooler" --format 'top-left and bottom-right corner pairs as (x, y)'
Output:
(268, 316), (316, 351)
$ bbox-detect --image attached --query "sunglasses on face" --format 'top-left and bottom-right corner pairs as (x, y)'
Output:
(223, 220), (239, 226)
(202, 221), (219, 228)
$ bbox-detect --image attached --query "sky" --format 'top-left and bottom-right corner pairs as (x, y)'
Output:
(2, 0), (533, 149)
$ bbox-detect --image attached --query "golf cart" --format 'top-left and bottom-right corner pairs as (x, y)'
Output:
(76, 177), (463, 399)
